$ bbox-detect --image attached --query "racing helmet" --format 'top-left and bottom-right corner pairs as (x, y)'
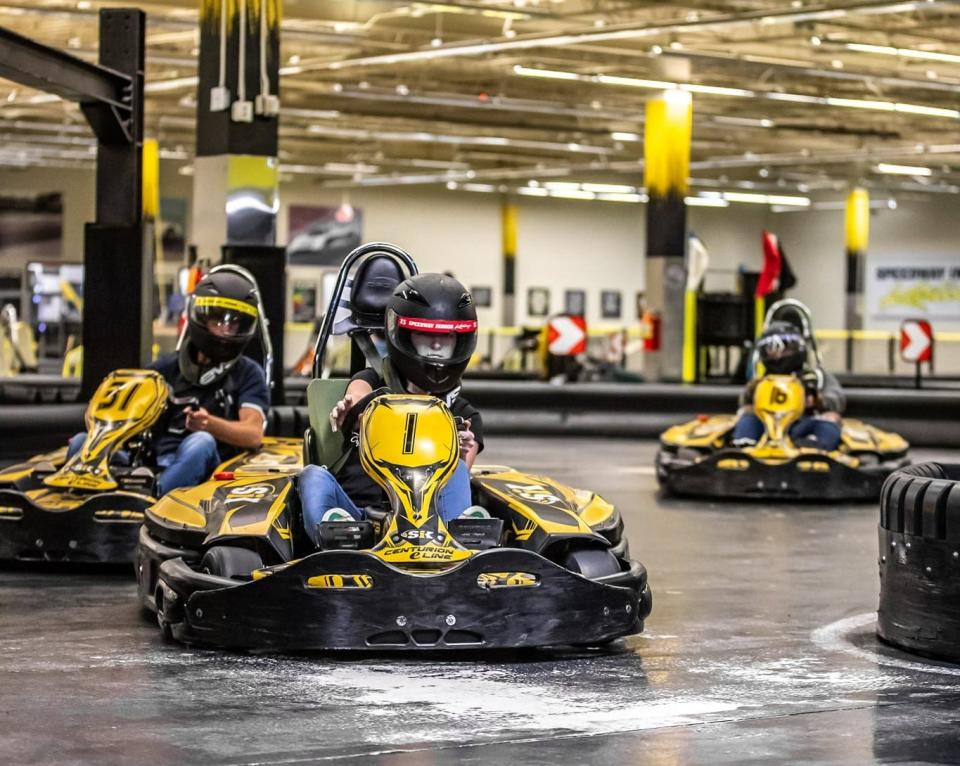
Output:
(384, 273), (478, 393)
(179, 268), (260, 384)
(756, 321), (806, 375)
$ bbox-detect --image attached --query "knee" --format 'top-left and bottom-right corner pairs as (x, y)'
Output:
(299, 465), (334, 494)
(181, 431), (218, 462)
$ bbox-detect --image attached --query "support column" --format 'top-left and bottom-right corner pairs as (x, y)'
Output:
(644, 89), (692, 382)
(193, 0), (284, 400)
(501, 200), (517, 328)
(81, 9), (149, 396)
(845, 187), (869, 371)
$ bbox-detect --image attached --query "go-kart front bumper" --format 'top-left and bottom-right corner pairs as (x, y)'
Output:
(656, 449), (904, 501)
(0, 488), (148, 563)
(156, 547), (651, 651)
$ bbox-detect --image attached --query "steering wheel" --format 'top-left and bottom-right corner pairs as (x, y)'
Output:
(339, 386), (392, 437)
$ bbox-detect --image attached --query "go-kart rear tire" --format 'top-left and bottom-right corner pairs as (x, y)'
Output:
(200, 546), (263, 580)
(564, 547), (621, 579)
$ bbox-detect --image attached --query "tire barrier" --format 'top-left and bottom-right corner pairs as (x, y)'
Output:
(878, 463), (960, 662)
(1, 382), (958, 460)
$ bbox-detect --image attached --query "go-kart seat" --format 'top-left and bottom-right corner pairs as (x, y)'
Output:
(305, 254), (406, 467)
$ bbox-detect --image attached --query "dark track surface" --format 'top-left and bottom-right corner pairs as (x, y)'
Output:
(3, 438), (960, 766)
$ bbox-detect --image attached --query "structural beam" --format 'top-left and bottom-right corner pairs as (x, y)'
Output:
(0, 23), (133, 144)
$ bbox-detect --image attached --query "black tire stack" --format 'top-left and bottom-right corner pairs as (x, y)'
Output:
(878, 463), (960, 661)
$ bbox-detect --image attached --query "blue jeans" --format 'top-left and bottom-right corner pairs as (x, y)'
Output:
(299, 460), (473, 546)
(67, 430), (220, 496)
(732, 413), (842, 451)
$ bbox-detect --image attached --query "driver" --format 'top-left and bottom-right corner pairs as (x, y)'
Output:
(731, 321), (845, 450)
(299, 273), (484, 545)
(66, 268), (269, 495)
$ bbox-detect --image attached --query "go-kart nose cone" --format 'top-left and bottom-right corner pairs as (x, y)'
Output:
(359, 395), (458, 470)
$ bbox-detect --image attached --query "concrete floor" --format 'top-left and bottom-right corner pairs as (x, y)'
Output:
(2, 438), (960, 766)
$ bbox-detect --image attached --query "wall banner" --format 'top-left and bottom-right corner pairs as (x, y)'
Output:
(866, 260), (960, 319)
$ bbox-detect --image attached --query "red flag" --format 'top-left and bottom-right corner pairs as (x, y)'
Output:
(756, 230), (782, 298)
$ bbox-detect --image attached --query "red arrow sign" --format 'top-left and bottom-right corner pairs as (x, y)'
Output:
(900, 319), (933, 363)
(547, 315), (587, 356)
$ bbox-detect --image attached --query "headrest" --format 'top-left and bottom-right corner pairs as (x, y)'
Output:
(332, 254), (407, 336)
(351, 255), (404, 329)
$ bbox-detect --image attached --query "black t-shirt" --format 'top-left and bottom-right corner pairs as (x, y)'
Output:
(337, 369), (484, 508)
(150, 353), (269, 455)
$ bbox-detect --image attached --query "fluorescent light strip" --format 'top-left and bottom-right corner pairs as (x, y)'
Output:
(846, 42), (960, 65)
(876, 162), (933, 176)
(515, 64), (960, 120)
(685, 196), (730, 207)
(303, 2), (944, 72)
(611, 131), (642, 141)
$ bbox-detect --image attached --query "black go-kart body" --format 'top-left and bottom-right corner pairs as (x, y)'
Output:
(137, 243), (651, 652)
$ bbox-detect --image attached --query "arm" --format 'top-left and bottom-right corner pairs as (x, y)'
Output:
(186, 405), (265, 450)
(329, 378), (374, 432)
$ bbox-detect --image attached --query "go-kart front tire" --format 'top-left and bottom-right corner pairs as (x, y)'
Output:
(200, 546), (263, 580)
(563, 547), (621, 579)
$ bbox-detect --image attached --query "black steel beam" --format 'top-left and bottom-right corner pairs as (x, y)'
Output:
(0, 23), (131, 128)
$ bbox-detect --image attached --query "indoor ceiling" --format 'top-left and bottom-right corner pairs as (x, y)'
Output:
(1, 0), (959, 209)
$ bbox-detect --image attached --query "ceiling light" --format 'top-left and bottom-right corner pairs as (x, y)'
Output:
(549, 189), (596, 200)
(685, 196), (730, 207)
(513, 65), (582, 80)
(810, 35), (822, 46)
(543, 181), (581, 191)
(596, 193), (645, 203)
(876, 162), (933, 176)
(462, 183), (498, 193)
(517, 186), (548, 196)
(611, 131), (641, 141)
(846, 42), (960, 65)
(582, 183), (636, 193)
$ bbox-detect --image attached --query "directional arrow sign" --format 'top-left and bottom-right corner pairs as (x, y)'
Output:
(900, 319), (933, 364)
(547, 315), (587, 356)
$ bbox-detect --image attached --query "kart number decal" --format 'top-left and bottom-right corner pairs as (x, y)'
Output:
(402, 413), (418, 455)
(768, 387), (790, 406)
(95, 377), (144, 418)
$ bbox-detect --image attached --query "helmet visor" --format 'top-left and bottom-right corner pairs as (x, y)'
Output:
(190, 296), (257, 339)
(757, 331), (804, 361)
(388, 312), (477, 365)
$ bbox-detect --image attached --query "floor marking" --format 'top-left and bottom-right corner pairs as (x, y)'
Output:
(615, 466), (656, 475)
(812, 612), (960, 677)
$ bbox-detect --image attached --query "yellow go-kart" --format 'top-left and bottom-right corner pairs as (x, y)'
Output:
(656, 374), (909, 501)
(137, 243), (649, 651)
(0, 369), (302, 564)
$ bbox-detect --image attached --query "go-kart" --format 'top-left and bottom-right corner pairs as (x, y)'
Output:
(0, 263), (300, 565)
(137, 243), (650, 651)
(0, 368), (303, 564)
(656, 373), (909, 500)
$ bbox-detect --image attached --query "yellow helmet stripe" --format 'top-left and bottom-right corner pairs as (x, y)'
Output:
(194, 295), (258, 317)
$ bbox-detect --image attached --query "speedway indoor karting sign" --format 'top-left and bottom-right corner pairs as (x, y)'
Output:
(867, 260), (960, 319)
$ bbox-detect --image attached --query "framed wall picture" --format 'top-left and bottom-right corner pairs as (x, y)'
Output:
(470, 285), (492, 308)
(601, 290), (622, 319)
(527, 287), (550, 317)
(564, 289), (586, 317)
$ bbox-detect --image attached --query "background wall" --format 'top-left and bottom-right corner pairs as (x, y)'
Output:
(3, 161), (958, 339)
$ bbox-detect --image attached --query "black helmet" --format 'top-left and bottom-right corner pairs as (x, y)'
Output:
(179, 268), (259, 385)
(385, 273), (477, 393)
(757, 321), (806, 375)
